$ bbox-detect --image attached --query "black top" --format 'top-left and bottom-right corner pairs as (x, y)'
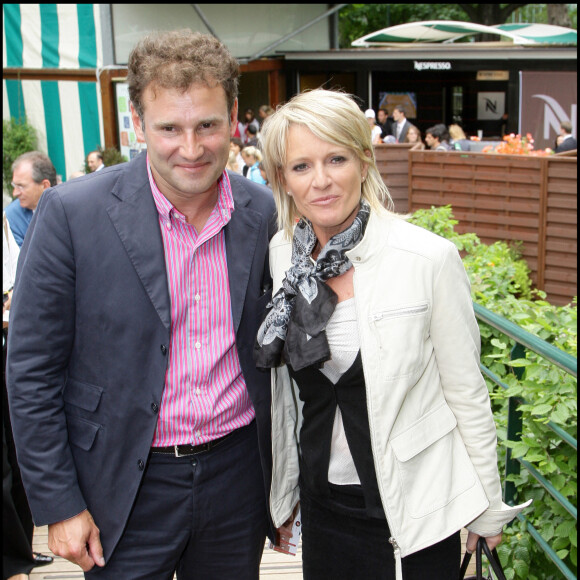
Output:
(288, 352), (385, 519)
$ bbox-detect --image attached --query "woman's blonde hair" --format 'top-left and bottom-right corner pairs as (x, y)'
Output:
(260, 89), (394, 239)
(242, 146), (262, 163)
(448, 124), (467, 141)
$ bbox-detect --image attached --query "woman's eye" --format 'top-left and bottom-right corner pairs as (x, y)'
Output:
(331, 156), (346, 164)
(293, 163), (308, 172)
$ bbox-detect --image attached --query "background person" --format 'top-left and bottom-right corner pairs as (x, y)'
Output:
(448, 124), (471, 151)
(243, 146), (267, 185)
(404, 125), (425, 151)
(86, 151), (105, 172)
(555, 121), (577, 153)
(5, 151), (57, 247)
(389, 105), (412, 143)
(256, 89), (529, 580)
(364, 109), (383, 144)
(425, 123), (452, 151)
(7, 29), (276, 579)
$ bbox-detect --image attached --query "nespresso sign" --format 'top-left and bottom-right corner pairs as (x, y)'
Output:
(414, 61), (452, 71)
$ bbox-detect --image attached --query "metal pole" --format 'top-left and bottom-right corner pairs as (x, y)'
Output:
(247, 4), (348, 62)
(191, 4), (220, 40)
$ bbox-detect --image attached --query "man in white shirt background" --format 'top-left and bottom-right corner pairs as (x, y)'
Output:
(390, 105), (412, 143)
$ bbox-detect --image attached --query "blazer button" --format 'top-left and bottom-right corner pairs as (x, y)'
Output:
(137, 459), (145, 470)
(160, 345), (167, 355)
(151, 403), (159, 414)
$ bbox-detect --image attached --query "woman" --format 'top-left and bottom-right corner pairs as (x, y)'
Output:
(242, 146), (267, 185)
(255, 89), (529, 580)
(449, 124), (471, 151)
(404, 125), (425, 151)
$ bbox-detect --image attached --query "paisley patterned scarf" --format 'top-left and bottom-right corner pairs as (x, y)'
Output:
(254, 200), (370, 371)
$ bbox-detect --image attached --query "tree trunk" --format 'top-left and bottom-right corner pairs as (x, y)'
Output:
(547, 4), (572, 27)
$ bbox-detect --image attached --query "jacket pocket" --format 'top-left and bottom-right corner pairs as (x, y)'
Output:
(63, 378), (103, 412)
(66, 414), (101, 451)
(369, 301), (429, 379)
(390, 404), (476, 518)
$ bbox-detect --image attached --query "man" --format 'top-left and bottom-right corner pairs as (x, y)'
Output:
(4, 151), (57, 246)
(376, 108), (393, 140)
(389, 105), (412, 143)
(555, 121), (577, 153)
(87, 151), (105, 172)
(7, 30), (276, 579)
(425, 124), (452, 151)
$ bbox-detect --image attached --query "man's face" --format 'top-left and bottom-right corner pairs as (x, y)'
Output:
(377, 110), (387, 124)
(87, 153), (102, 172)
(392, 108), (404, 123)
(131, 82), (237, 206)
(425, 133), (436, 148)
(12, 161), (46, 210)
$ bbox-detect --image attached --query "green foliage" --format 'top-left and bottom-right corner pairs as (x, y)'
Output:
(3, 117), (38, 194)
(338, 4), (468, 48)
(409, 204), (577, 580)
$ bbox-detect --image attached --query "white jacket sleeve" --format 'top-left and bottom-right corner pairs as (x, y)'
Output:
(429, 242), (530, 535)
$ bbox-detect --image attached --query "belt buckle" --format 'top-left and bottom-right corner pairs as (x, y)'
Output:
(174, 444), (186, 457)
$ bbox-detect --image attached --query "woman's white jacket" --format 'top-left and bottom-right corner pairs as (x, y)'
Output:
(268, 209), (528, 561)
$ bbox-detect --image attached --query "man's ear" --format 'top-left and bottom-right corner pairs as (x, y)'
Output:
(130, 102), (145, 141)
(230, 98), (239, 137)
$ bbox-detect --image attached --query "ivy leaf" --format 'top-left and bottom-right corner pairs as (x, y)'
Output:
(531, 403), (553, 416)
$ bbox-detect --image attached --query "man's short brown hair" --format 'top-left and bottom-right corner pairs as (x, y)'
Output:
(127, 29), (239, 121)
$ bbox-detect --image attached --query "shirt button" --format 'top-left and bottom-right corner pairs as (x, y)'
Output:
(160, 345), (168, 355)
(194, 294), (201, 302)
(195, 341), (201, 349)
(151, 403), (159, 414)
(165, 222), (171, 230)
(196, 388), (201, 395)
(137, 459), (145, 470)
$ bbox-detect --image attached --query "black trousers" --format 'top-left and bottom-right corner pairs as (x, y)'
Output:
(300, 486), (461, 580)
(86, 420), (269, 579)
(3, 331), (35, 579)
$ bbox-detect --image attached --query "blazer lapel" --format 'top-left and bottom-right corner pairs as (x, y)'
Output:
(106, 157), (171, 331)
(225, 193), (261, 334)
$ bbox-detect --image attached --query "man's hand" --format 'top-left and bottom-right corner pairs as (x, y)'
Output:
(48, 510), (105, 571)
(466, 530), (502, 554)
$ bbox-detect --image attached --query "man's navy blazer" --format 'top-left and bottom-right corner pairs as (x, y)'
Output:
(6, 152), (277, 559)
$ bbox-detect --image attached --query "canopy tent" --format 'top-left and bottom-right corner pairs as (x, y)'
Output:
(351, 21), (577, 47)
(3, 4), (104, 182)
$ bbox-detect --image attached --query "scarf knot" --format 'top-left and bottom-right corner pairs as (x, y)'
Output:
(254, 200), (370, 371)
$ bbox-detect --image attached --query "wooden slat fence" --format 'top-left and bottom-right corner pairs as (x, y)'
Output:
(407, 150), (577, 306)
(374, 146), (577, 306)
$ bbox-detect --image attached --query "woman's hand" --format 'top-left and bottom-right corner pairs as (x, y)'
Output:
(276, 502), (300, 547)
(466, 530), (502, 553)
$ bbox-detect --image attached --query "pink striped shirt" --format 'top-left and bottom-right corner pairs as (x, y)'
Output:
(147, 159), (255, 446)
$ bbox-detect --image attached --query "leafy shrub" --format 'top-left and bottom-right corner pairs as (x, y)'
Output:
(3, 117), (38, 194)
(409, 205), (577, 579)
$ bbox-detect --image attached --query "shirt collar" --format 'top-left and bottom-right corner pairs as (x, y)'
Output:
(147, 154), (235, 224)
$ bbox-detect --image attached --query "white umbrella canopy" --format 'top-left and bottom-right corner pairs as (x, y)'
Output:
(351, 20), (577, 46)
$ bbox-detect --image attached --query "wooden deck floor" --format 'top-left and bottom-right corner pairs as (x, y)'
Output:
(30, 525), (476, 578)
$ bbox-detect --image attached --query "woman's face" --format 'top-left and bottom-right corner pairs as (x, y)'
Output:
(408, 129), (420, 143)
(282, 124), (368, 246)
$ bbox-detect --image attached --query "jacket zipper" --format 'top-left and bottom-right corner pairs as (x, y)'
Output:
(389, 537), (403, 580)
(371, 303), (428, 321)
(352, 265), (404, 580)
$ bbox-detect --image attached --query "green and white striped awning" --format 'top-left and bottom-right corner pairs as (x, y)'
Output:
(352, 21), (577, 47)
(3, 4), (104, 182)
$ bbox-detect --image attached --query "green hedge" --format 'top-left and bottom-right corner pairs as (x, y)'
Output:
(409, 205), (577, 580)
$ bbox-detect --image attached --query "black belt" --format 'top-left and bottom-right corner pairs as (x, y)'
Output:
(151, 430), (235, 457)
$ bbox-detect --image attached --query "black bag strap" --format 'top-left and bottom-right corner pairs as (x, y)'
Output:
(459, 537), (507, 580)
